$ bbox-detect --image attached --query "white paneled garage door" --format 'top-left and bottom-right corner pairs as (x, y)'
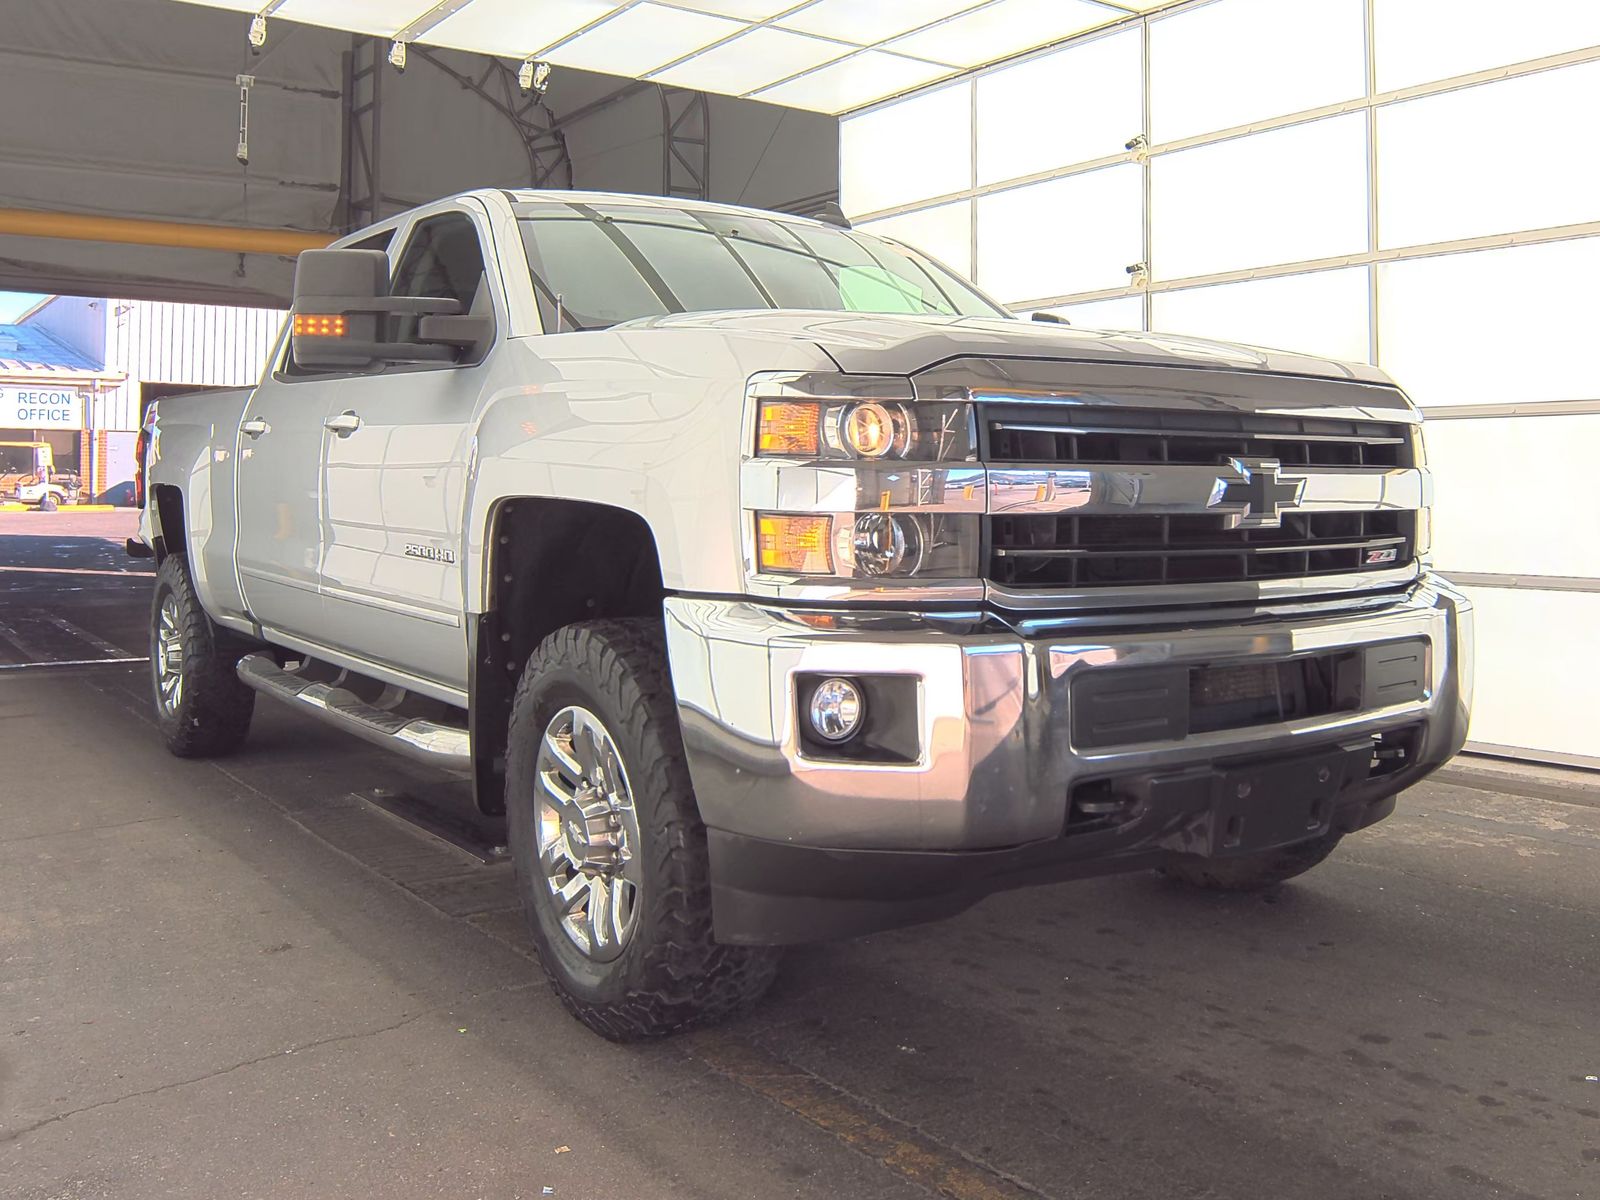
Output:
(840, 0), (1600, 767)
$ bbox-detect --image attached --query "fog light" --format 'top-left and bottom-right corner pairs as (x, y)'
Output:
(808, 677), (864, 743)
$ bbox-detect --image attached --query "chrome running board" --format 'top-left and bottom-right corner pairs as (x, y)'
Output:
(236, 653), (470, 770)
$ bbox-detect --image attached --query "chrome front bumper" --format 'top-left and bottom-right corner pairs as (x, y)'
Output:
(663, 576), (1473, 853)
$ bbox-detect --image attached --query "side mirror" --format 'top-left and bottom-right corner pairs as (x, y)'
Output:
(290, 248), (464, 371)
(291, 249), (389, 371)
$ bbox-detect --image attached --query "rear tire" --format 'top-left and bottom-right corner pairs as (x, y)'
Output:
(1161, 832), (1343, 892)
(150, 553), (256, 758)
(505, 619), (780, 1040)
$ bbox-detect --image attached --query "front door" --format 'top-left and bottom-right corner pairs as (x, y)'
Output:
(317, 207), (499, 695)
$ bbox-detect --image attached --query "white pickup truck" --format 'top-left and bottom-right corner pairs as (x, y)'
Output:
(134, 189), (1473, 1040)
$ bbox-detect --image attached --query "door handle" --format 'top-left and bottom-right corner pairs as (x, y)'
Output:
(241, 418), (270, 438)
(324, 411), (362, 437)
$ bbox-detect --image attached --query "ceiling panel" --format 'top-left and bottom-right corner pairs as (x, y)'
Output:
(658, 0), (800, 18)
(776, 0), (990, 46)
(753, 48), (957, 112)
(885, 0), (1119, 69)
(545, 3), (744, 77)
(427, 0), (619, 56)
(172, 0), (1182, 113)
(649, 26), (847, 92)
(276, 0), (417, 36)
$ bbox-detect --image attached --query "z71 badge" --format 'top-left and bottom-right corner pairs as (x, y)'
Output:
(404, 543), (457, 564)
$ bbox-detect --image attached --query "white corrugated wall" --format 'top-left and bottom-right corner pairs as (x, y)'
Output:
(97, 300), (286, 431)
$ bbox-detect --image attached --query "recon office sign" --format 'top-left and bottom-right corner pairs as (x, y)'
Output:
(0, 386), (86, 429)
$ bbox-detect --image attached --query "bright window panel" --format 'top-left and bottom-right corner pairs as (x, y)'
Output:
(779, 0), (988, 45)
(755, 50), (955, 114)
(1150, 114), (1369, 280)
(1374, 0), (1600, 91)
(1426, 414), (1600, 578)
(1149, 0), (1367, 142)
(975, 164), (1143, 303)
(977, 29), (1142, 185)
(886, 0), (1116, 70)
(1036, 296), (1147, 331)
(649, 27), (846, 94)
(1152, 268), (1371, 364)
(1456, 587), (1600, 759)
(428, 0), (616, 55)
(1378, 63), (1600, 249)
(840, 83), (971, 217)
(541, 3), (741, 77)
(1377, 238), (1600, 406)
(859, 202), (974, 278)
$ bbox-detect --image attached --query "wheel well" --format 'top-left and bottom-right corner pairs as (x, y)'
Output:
(469, 499), (666, 814)
(151, 484), (187, 562)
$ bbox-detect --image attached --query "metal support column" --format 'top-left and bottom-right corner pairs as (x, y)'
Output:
(336, 36), (384, 233)
(659, 86), (709, 201)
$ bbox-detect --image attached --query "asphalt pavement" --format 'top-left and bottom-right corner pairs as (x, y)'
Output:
(2, 512), (1598, 1200)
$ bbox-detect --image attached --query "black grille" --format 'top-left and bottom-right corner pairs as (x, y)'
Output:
(986, 407), (1413, 470)
(989, 510), (1415, 589)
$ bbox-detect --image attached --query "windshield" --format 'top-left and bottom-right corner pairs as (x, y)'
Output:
(516, 201), (1008, 331)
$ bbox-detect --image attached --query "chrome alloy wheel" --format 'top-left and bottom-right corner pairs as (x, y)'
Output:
(534, 705), (642, 962)
(155, 595), (185, 716)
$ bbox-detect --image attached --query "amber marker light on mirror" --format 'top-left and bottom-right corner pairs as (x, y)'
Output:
(757, 513), (833, 574)
(757, 402), (821, 456)
(293, 314), (347, 337)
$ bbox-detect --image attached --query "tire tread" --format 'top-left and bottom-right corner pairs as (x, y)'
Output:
(507, 618), (779, 1040)
(152, 554), (255, 758)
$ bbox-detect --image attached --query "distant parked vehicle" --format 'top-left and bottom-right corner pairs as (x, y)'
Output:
(0, 442), (80, 509)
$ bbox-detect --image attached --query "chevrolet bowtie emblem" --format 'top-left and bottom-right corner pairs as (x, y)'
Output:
(1209, 456), (1306, 529)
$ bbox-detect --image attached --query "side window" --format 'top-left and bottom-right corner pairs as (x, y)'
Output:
(391, 213), (487, 311)
(348, 229), (394, 253)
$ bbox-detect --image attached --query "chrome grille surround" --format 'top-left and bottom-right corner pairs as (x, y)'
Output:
(916, 357), (1429, 613)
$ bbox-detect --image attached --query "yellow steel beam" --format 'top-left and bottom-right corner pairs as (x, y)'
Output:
(0, 208), (331, 256)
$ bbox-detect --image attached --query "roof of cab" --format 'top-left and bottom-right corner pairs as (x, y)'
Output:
(495, 189), (833, 228)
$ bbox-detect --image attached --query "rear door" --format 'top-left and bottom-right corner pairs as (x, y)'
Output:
(317, 203), (502, 695)
(233, 325), (330, 639)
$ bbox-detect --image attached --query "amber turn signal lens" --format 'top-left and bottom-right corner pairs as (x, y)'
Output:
(757, 402), (820, 456)
(756, 513), (833, 575)
(293, 313), (347, 337)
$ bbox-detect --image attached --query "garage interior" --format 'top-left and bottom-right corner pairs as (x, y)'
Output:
(2, 2), (1597, 1199)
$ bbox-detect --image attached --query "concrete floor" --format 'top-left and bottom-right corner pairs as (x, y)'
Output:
(3, 513), (1598, 1200)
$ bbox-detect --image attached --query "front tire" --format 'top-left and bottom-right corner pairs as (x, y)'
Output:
(505, 619), (780, 1040)
(1161, 831), (1343, 892)
(150, 554), (256, 758)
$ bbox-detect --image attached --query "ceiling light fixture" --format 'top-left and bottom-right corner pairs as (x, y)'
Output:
(518, 57), (553, 95)
(247, 1), (287, 54)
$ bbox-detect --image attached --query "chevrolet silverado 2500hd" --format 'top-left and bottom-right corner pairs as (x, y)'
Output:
(133, 189), (1473, 1040)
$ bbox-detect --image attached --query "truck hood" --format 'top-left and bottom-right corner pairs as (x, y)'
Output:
(619, 310), (1391, 386)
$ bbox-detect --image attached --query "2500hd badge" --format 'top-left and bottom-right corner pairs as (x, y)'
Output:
(403, 543), (456, 564)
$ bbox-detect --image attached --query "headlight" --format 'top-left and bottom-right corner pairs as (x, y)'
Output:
(745, 373), (982, 591)
(756, 399), (975, 462)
